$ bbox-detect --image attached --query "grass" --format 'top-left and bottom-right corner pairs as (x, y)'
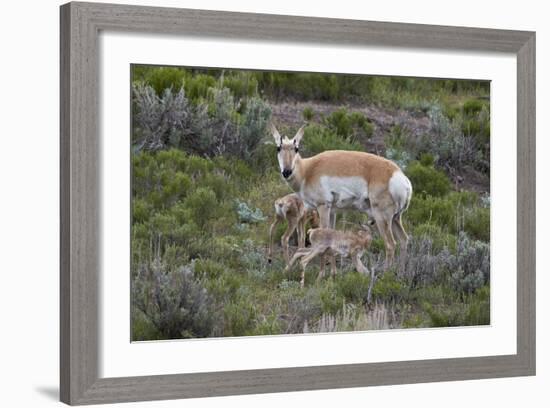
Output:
(130, 149), (490, 340)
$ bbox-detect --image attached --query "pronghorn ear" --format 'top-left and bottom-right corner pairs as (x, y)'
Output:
(270, 123), (282, 146)
(293, 125), (306, 147)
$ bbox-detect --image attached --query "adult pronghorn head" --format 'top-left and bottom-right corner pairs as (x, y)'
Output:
(271, 124), (305, 180)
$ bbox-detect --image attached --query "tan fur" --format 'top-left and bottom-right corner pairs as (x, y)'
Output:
(267, 193), (319, 264)
(286, 226), (373, 287)
(301, 150), (398, 186)
(272, 125), (411, 267)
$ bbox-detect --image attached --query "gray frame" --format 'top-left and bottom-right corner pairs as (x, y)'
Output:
(60, 1), (536, 405)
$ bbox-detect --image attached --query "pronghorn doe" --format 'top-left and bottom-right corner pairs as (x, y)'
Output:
(267, 193), (319, 264)
(286, 224), (373, 288)
(271, 124), (412, 267)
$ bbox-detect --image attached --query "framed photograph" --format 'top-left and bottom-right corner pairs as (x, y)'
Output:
(60, 1), (535, 405)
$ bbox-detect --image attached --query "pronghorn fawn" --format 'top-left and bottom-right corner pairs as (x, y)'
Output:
(267, 193), (319, 264)
(271, 124), (412, 267)
(286, 224), (373, 287)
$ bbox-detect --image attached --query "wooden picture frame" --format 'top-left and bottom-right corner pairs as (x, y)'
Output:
(60, 2), (535, 405)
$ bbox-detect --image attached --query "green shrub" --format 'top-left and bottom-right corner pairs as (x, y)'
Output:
(140, 67), (186, 95)
(406, 161), (451, 197)
(131, 307), (162, 341)
(369, 237), (385, 254)
(256, 72), (340, 101)
(184, 73), (217, 102)
(464, 206), (490, 242)
(411, 223), (457, 252)
(194, 259), (226, 280)
(443, 104), (460, 121)
(302, 124), (363, 156)
(248, 142), (279, 174)
(407, 191), (481, 233)
(222, 72), (259, 100)
(325, 108), (353, 137)
(372, 271), (407, 303)
(132, 198), (151, 224)
(419, 152), (435, 167)
(223, 296), (258, 336)
(462, 99), (485, 116)
(203, 265), (245, 301)
(461, 101), (490, 162)
(183, 187), (218, 228)
(250, 313), (284, 335)
(335, 273), (372, 304)
(423, 285), (489, 327)
(185, 154), (212, 176)
(464, 285), (490, 325)
(160, 172), (192, 205)
(317, 281), (345, 315)
(302, 106), (314, 121)
(324, 108), (374, 143)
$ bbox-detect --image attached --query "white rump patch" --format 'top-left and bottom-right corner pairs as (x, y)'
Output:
(388, 171), (413, 213)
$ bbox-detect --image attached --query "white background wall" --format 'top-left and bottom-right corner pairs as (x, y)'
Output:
(0, 0), (545, 406)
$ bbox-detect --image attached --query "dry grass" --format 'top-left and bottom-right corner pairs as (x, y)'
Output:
(305, 302), (401, 334)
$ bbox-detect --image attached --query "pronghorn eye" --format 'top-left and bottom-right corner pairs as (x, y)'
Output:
(295, 146), (299, 153)
(277, 145), (281, 152)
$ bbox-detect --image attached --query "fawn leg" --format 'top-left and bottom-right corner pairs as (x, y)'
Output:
(352, 251), (369, 275)
(286, 248), (311, 272)
(281, 217), (299, 265)
(299, 246), (325, 287)
(297, 217), (306, 249)
(268, 216), (282, 263)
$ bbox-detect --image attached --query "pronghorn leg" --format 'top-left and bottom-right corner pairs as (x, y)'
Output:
(317, 203), (331, 228)
(391, 213), (409, 262)
(268, 216), (282, 263)
(374, 212), (396, 268)
(286, 247), (311, 272)
(281, 218), (299, 265)
(329, 210), (338, 277)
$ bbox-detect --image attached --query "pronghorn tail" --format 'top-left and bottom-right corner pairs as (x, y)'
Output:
(388, 170), (413, 216)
